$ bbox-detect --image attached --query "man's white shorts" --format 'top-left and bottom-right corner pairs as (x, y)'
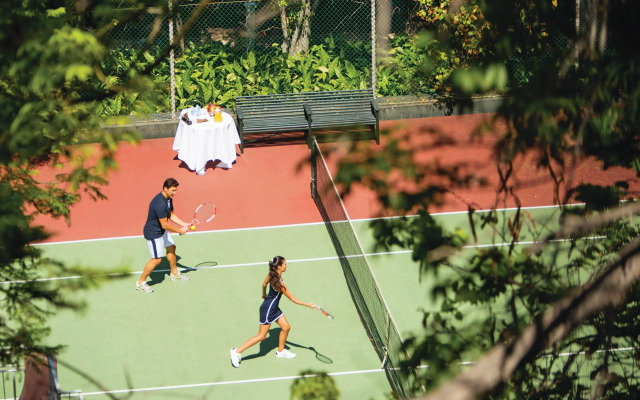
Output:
(147, 231), (175, 259)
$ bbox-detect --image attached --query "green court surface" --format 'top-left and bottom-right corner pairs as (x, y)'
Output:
(13, 205), (572, 399)
(350, 205), (569, 338)
(33, 223), (394, 399)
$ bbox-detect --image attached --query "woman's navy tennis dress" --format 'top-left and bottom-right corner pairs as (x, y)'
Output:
(259, 282), (283, 324)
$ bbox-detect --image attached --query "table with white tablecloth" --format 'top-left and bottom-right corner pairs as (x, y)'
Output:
(173, 110), (241, 175)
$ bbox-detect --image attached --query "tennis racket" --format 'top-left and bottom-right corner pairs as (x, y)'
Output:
(188, 202), (216, 230)
(313, 305), (334, 319)
(193, 261), (218, 269)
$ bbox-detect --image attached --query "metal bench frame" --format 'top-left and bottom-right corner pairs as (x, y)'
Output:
(235, 89), (380, 153)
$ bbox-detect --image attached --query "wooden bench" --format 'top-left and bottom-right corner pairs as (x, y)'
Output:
(235, 89), (380, 153)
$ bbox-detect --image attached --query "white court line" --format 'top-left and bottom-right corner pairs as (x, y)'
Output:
(411, 347), (639, 370)
(46, 345), (640, 397)
(77, 368), (386, 397)
(33, 221), (330, 246)
(0, 257), (339, 285)
(34, 203), (582, 246)
(2, 347), (635, 399)
(2, 236), (605, 285)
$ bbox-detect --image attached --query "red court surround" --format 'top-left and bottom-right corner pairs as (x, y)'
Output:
(32, 114), (640, 243)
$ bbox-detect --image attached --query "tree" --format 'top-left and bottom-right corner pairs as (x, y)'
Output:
(0, 0), (204, 367)
(245, 0), (372, 57)
(332, 0), (640, 398)
(290, 369), (340, 400)
(411, 0), (497, 94)
(228, 0), (314, 56)
(278, 0), (316, 56)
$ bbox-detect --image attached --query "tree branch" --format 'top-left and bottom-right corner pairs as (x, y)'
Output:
(529, 201), (640, 255)
(420, 220), (640, 400)
(139, 0), (209, 76)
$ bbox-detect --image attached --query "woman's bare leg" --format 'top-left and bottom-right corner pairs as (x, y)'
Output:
(236, 324), (271, 354)
(275, 316), (291, 352)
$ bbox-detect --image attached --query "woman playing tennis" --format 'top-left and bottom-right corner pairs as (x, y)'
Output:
(230, 256), (315, 368)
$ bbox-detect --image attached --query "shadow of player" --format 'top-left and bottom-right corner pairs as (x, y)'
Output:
(242, 329), (333, 364)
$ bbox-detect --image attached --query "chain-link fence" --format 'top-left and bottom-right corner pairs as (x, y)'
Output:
(103, 0), (378, 116)
(107, 0), (376, 54)
(99, 0), (604, 116)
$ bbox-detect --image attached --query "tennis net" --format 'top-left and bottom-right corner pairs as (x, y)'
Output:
(310, 137), (423, 399)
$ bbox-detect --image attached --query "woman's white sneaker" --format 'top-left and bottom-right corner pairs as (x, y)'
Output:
(230, 348), (241, 368)
(275, 349), (296, 358)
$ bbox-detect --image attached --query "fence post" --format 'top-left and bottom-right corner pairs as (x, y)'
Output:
(169, 0), (176, 119)
(371, 0), (377, 95)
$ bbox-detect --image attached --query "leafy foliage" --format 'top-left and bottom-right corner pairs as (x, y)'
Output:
(330, 0), (640, 398)
(0, 0), (153, 365)
(290, 370), (340, 400)
(94, 33), (374, 115)
(98, 29), (495, 115)
(88, 0), (571, 116)
(156, 36), (371, 110)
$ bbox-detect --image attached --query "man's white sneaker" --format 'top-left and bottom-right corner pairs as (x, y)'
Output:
(136, 281), (153, 293)
(230, 348), (241, 368)
(169, 272), (190, 281)
(275, 349), (296, 359)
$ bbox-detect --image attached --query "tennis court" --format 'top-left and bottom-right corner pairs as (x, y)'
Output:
(31, 223), (393, 399)
(29, 205), (568, 400)
(5, 114), (639, 399)
(29, 197), (573, 400)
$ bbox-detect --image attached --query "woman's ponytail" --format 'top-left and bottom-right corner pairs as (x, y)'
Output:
(268, 256), (285, 291)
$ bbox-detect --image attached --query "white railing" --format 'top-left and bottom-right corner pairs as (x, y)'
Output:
(0, 364), (23, 400)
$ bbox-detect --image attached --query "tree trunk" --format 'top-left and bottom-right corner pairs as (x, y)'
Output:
(376, 0), (392, 60)
(279, 0), (313, 56)
(279, 5), (290, 54)
(288, 3), (310, 57)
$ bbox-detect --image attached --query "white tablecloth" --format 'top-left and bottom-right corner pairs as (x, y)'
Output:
(173, 110), (241, 175)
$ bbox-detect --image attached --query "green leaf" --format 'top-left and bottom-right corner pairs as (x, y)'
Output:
(64, 64), (93, 81)
(46, 7), (66, 17)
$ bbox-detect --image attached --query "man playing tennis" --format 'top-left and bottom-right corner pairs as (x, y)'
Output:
(136, 177), (191, 293)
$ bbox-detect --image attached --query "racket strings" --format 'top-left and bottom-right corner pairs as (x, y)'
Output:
(194, 203), (216, 223)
